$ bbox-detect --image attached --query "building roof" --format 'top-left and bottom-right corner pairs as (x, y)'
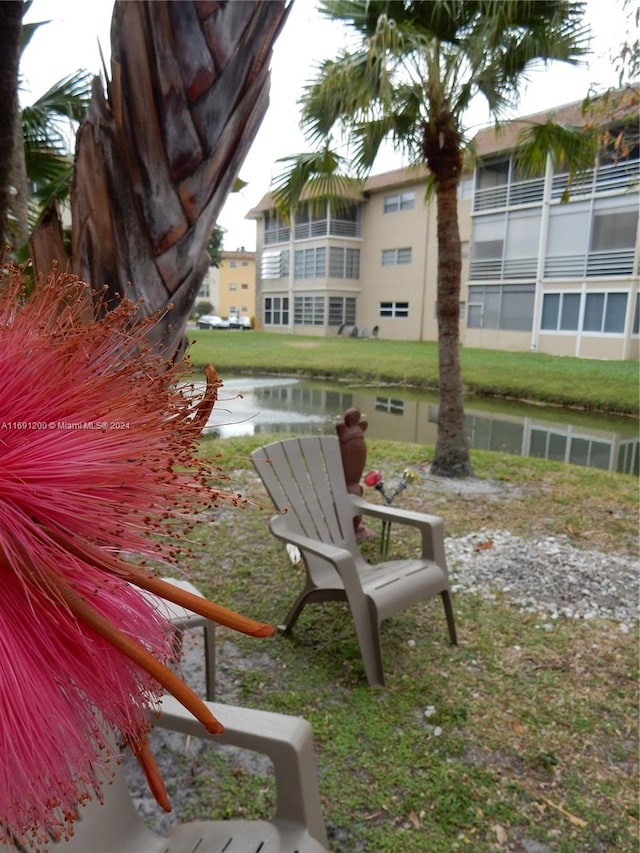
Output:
(246, 165), (430, 219)
(221, 249), (255, 260)
(472, 87), (639, 156)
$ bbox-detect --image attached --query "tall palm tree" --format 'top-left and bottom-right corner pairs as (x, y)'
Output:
(274, 0), (590, 477)
(0, 1), (24, 252)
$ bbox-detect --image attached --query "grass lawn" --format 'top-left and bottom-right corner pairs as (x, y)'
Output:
(160, 436), (639, 852)
(187, 330), (640, 416)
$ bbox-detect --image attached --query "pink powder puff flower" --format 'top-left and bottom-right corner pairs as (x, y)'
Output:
(0, 265), (273, 847)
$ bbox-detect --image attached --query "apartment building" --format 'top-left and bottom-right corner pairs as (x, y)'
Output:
(196, 249), (256, 320)
(216, 249), (256, 321)
(248, 96), (639, 359)
(248, 167), (468, 340)
(467, 98), (639, 360)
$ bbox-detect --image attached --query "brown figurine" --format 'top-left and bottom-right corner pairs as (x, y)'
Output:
(336, 407), (371, 538)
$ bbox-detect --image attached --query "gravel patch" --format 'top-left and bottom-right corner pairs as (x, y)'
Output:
(446, 528), (639, 626)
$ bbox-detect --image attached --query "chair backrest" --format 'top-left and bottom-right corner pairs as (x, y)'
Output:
(252, 437), (358, 550)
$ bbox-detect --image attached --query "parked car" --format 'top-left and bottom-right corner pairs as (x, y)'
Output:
(196, 314), (229, 329)
(227, 315), (252, 330)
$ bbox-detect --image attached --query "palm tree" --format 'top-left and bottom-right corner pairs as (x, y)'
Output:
(0, 1), (24, 252)
(21, 70), (92, 228)
(273, 0), (590, 477)
(4, 4), (93, 254)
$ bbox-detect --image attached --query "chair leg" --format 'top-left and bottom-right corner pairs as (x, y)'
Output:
(351, 607), (386, 687)
(278, 590), (312, 634)
(203, 622), (216, 701)
(441, 589), (457, 645)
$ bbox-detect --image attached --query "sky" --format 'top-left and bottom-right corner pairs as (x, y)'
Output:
(20, 0), (635, 251)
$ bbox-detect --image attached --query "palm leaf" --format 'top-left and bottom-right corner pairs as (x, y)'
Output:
(272, 149), (362, 217)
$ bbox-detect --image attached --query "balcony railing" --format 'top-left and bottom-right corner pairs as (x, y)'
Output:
(474, 158), (639, 210)
(544, 249), (635, 278)
(264, 226), (291, 245)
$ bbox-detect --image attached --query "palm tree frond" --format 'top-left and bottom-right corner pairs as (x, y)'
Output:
(271, 149), (362, 217)
(515, 119), (598, 182)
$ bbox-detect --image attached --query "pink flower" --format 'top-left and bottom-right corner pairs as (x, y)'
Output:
(364, 469), (382, 487)
(0, 266), (273, 847)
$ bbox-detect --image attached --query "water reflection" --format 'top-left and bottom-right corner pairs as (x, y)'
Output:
(202, 375), (638, 475)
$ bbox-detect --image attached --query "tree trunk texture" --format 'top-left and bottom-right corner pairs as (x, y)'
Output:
(424, 114), (473, 478)
(0, 2), (24, 254)
(40, 0), (288, 358)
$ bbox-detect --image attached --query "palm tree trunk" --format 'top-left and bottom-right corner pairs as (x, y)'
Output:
(425, 115), (473, 477)
(431, 175), (472, 476)
(34, 0), (288, 358)
(0, 2), (23, 253)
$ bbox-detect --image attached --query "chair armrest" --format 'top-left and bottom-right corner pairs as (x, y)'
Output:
(270, 513), (353, 565)
(350, 495), (447, 566)
(156, 694), (328, 848)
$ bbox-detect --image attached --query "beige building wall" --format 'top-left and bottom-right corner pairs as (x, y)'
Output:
(218, 250), (256, 321)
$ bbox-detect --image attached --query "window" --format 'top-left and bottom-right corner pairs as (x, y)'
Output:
(458, 177), (473, 200)
(241, 260), (249, 267)
(294, 296), (325, 325)
(229, 283), (237, 291)
(379, 301), (409, 318)
(588, 200), (638, 275)
(241, 283), (249, 290)
(591, 210), (638, 250)
(384, 191), (415, 213)
(264, 211), (290, 244)
(542, 291), (629, 334)
(294, 202), (328, 239)
(633, 294), (639, 336)
(264, 296), (289, 326)
(584, 292), (627, 333)
(294, 247), (326, 278)
(503, 210), (541, 278)
(329, 202), (361, 237)
(229, 260), (237, 268)
(476, 157), (509, 190)
(328, 297), (356, 326)
(545, 202), (590, 278)
(261, 250), (289, 279)
(467, 284), (535, 331)
(470, 214), (504, 278)
(541, 293), (581, 331)
(381, 247), (412, 266)
(329, 247), (360, 278)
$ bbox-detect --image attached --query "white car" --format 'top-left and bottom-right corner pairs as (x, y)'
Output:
(228, 315), (252, 330)
(196, 314), (229, 329)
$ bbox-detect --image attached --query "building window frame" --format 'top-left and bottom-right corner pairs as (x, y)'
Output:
(293, 295), (325, 325)
(264, 295), (289, 326)
(294, 247), (326, 279)
(328, 296), (356, 326)
(383, 191), (415, 213)
(540, 290), (630, 335)
(381, 247), (412, 266)
(379, 301), (409, 318)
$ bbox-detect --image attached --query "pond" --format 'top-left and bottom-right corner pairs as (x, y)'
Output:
(201, 374), (639, 475)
